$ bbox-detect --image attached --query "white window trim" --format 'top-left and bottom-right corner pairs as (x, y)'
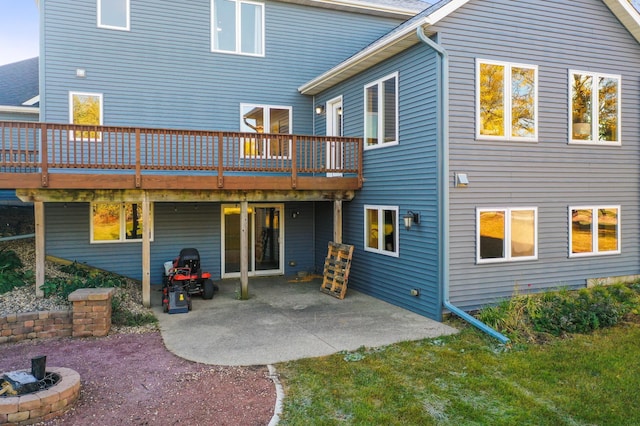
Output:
(69, 91), (104, 125)
(569, 205), (621, 257)
(363, 72), (399, 150)
(97, 0), (130, 31)
(90, 202), (154, 244)
(239, 103), (292, 159)
(568, 70), (621, 146)
(476, 207), (538, 264)
(69, 91), (104, 142)
(211, 0), (265, 57)
(475, 59), (539, 142)
(363, 205), (399, 258)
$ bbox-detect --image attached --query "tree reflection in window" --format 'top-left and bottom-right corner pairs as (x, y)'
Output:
(92, 202), (149, 243)
(478, 207), (537, 262)
(478, 61), (536, 140)
(571, 72), (619, 143)
(570, 206), (619, 255)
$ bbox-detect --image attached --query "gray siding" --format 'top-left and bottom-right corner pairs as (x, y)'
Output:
(315, 44), (442, 319)
(41, 0), (403, 132)
(431, 0), (640, 309)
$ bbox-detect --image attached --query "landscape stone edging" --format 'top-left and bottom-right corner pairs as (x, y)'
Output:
(0, 366), (81, 425)
(0, 310), (73, 344)
(0, 287), (116, 343)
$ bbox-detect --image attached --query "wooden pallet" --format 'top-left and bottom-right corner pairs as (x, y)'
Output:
(320, 242), (354, 299)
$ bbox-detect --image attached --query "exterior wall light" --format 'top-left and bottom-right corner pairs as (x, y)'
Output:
(315, 105), (325, 115)
(403, 211), (420, 230)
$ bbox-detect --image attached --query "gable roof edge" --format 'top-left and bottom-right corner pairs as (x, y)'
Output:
(298, 0), (470, 95)
(299, 18), (429, 95)
(603, 0), (640, 43)
(299, 0), (640, 96)
(275, 0), (429, 18)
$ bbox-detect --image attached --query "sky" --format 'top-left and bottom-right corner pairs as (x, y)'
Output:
(0, 0), (39, 66)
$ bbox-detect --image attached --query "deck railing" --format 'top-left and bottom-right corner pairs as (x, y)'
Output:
(0, 121), (363, 190)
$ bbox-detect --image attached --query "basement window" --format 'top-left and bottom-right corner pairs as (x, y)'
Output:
(90, 202), (153, 243)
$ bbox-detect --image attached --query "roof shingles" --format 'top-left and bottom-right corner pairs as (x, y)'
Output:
(0, 57), (39, 107)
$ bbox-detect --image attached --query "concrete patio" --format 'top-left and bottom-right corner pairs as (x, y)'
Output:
(151, 276), (457, 366)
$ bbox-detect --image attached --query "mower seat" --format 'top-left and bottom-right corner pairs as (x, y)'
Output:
(175, 248), (201, 274)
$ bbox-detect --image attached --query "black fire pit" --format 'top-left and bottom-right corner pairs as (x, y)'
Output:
(0, 355), (60, 397)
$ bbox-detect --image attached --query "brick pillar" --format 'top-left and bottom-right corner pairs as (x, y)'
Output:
(68, 288), (116, 338)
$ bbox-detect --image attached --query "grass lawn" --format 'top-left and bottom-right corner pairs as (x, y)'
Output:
(277, 318), (640, 425)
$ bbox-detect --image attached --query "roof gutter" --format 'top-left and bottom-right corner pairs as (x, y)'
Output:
(416, 26), (509, 345)
(277, 0), (423, 19)
(0, 106), (39, 114)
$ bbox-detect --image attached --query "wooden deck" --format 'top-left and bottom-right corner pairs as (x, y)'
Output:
(0, 121), (363, 191)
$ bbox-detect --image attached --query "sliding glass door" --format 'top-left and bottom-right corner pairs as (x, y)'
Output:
(221, 204), (283, 277)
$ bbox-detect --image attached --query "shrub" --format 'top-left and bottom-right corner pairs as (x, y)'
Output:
(110, 292), (157, 327)
(0, 248), (31, 294)
(41, 262), (127, 300)
(477, 283), (640, 342)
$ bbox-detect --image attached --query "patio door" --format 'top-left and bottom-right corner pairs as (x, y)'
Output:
(326, 96), (343, 177)
(221, 204), (284, 278)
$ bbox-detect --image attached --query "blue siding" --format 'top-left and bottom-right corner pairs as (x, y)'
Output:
(315, 44), (441, 319)
(314, 201), (334, 274)
(38, 1), (406, 286)
(41, 0), (404, 133)
(284, 201), (315, 276)
(45, 201), (317, 283)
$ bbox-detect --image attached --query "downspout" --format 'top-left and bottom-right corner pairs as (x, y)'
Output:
(416, 26), (509, 344)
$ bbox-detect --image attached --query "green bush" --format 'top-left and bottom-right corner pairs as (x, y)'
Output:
(531, 286), (627, 335)
(41, 262), (127, 300)
(0, 248), (31, 294)
(110, 292), (157, 327)
(477, 283), (640, 342)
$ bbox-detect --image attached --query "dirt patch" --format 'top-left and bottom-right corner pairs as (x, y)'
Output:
(0, 332), (275, 425)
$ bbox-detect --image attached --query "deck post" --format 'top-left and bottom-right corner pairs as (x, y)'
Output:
(34, 201), (45, 298)
(333, 199), (343, 244)
(142, 192), (151, 307)
(240, 200), (249, 299)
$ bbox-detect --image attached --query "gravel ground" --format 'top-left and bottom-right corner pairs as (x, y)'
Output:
(0, 236), (277, 425)
(0, 333), (276, 425)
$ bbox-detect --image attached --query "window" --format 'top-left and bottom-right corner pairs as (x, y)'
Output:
(364, 205), (399, 257)
(91, 202), (153, 243)
(212, 0), (264, 56)
(570, 206), (620, 256)
(97, 0), (130, 30)
(69, 92), (103, 141)
(477, 207), (537, 263)
(240, 104), (291, 158)
(477, 59), (538, 141)
(364, 73), (398, 149)
(569, 71), (620, 144)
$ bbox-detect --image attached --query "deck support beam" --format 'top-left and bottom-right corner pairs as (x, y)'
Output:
(240, 200), (249, 300)
(34, 201), (45, 298)
(142, 192), (151, 307)
(333, 200), (343, 244)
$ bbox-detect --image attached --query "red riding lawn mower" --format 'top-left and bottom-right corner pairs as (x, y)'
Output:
(162, 248), (218, 314)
